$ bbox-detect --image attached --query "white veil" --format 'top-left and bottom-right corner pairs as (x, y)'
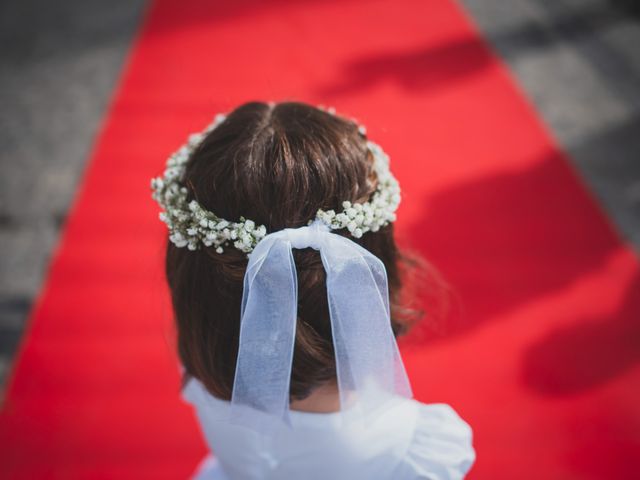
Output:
(229, 219), (413, 433)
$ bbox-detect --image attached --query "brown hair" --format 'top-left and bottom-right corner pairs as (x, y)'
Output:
(165, 101), (423, 401)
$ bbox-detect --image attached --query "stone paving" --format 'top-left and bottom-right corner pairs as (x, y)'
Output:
(0, 0), (638, 390)
(0, 0), (146, 388)
(460, 0), (640, 247)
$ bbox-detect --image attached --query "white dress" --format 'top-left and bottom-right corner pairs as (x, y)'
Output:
(181, 377), (475, 479)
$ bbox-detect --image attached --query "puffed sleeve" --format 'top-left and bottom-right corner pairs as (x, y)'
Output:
(393, 403), (475, 479)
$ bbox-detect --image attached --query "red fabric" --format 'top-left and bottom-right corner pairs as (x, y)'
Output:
(1, 0), (639, 478)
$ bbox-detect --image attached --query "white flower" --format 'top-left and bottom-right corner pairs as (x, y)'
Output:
(255, 225), (267, 237)
(150, 111), (400, 253)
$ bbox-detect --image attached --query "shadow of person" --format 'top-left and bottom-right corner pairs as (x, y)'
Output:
(520, 269), (640, 396)
(398, 149), (622, 346)
(316, 36), (493, 97)
(143, 0), (360, 39)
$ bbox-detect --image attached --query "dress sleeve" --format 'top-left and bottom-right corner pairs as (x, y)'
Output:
(396, 403), (476, 479)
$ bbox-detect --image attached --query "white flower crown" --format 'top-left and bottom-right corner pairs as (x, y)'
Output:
(150, 109), (401, 253)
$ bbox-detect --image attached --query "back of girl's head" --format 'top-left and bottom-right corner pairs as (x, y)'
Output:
(166, 101), (421, 401)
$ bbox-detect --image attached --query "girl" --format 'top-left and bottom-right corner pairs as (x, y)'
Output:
(152, 101), (475, 479)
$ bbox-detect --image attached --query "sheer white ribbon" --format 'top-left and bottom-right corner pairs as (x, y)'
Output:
(229, 219), (412, 433)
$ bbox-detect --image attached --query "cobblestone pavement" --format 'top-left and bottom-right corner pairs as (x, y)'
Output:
(0, 0), (638, 390)
(460, 0), (640, 248)
(0, 0), (146, 389)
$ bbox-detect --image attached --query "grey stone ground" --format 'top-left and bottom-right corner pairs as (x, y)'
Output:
(0, 0), (638, 391)
(460, 0), (640, 246)
(0, 0), (147, 388)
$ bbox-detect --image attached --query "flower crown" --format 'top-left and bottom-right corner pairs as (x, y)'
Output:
(150, 109), (401, 253)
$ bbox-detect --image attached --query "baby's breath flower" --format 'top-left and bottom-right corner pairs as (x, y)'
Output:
(150, 110), (401, 253)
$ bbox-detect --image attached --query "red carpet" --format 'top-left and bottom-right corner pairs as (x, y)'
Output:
(1, 0), (639, 478)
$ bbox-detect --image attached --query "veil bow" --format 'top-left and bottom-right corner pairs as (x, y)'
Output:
(230, 219), (412, 432)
